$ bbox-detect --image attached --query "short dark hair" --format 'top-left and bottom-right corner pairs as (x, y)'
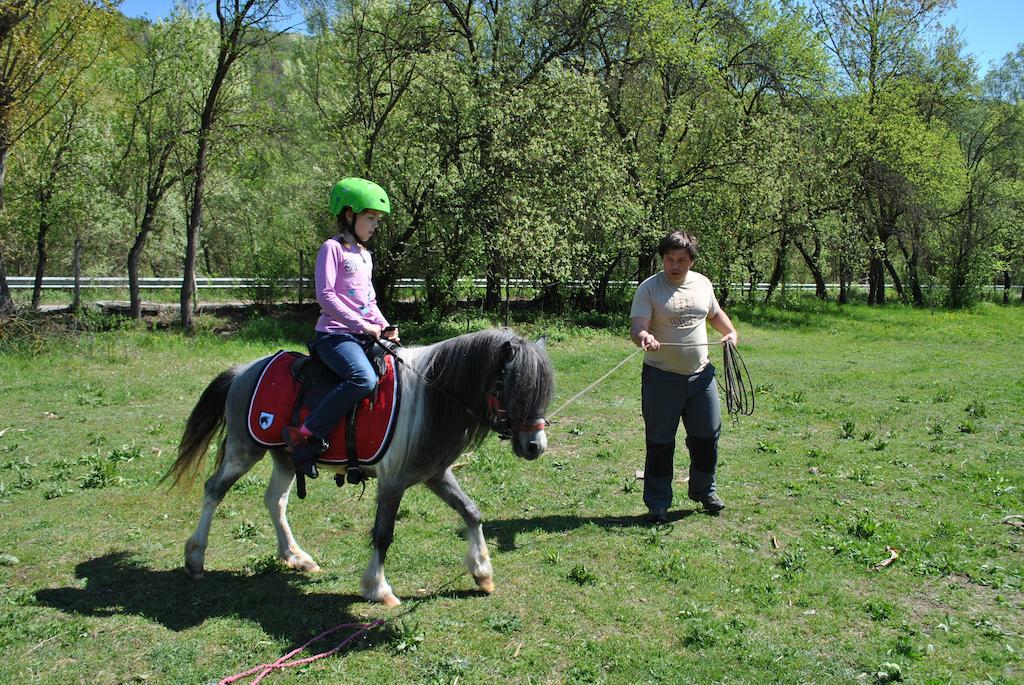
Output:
(657, 231), (698, 260)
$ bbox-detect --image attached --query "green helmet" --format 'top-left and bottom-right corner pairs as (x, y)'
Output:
(329, 177), (391, 216)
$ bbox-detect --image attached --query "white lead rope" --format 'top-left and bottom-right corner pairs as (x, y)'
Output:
(548, 348), (642, 420)
(547, 341), (728, 421)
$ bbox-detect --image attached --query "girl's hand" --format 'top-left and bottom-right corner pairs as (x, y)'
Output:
(363, 323), (382, 338)
(382, 325), (400, 342)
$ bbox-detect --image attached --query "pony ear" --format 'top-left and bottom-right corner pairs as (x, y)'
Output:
(534, 335), (547, 350)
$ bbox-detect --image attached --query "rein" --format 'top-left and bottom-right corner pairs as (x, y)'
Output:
(217, 568), (467, 685)
(218, 620), (385, 685)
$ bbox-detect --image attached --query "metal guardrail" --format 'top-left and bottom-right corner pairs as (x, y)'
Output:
(8, 276), (306, 289)
(8, 276), (842, 291)
(9, 276), (475, 289)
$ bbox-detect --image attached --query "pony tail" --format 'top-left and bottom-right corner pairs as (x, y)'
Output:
(161, 367), (238, 488)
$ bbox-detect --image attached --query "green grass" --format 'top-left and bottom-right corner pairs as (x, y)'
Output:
(1, 302), (1022, 684)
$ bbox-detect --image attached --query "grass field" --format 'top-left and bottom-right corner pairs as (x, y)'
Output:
(1, 301), (1022, 684)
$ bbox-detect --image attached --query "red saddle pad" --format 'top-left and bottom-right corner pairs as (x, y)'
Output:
(247, 350), (400, 465)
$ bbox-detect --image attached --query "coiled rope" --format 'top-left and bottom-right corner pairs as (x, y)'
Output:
(720, 340), (754, 417)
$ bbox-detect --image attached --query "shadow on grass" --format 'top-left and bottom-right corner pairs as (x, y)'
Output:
(485, 508), (700, 551)
(33, 551), (414, 648)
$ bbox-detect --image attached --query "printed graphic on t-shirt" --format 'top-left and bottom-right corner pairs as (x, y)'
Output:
(667, 292), (705, 328)
(343, 255), (358, 274)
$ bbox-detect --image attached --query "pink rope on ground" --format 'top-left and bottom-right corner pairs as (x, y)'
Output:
(218, 619), (385, 685)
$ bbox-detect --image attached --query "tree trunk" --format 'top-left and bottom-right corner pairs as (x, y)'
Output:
(181, 132), (209, 333)
(31, 213), (50, 310)
(745, 259), (759, 301)
(882, 255), (904, 302)
(837, 252), (851, 305)
(595, 254), (623, 314)
(72, 237), (81, 313)
(868, 254), (885, 305)
(484, 257), (501, 310)
(1003, 270), (1010, 305)
(895, 235), (925, 307)
(0, 244), (14, 316)
(948, 194), (975, 308)
(373, 221), (417, 309)
(793, 236), (828, 301)
(0, 144), (15, 316)
(537, 282), (563, 314)
(128, 244), (143, 320)
(502, 275), (511, 327)
(128, 207), (156, 320)
(637, 244), (657, 283)
(763, 229), (789, 304)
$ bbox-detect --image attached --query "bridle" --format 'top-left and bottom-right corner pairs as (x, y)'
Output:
(486, 342), (549, 441)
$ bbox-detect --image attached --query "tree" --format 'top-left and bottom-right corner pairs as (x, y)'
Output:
(302, 0), (436, 305)
(26, 102), (82, 309)
(180, 0), (294, 332)
(937, 50), (1024, 307)
(811, 0), (956, 304)
(109, 11), (205, 319)
(979, 44), (1024, 304)
(0, 0), (116, 315)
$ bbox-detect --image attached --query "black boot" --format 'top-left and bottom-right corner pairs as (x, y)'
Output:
(290, 436), (327, 479)
(291, 448), (319, 479)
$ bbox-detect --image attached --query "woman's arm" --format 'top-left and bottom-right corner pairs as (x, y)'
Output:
(708, 309), (738, 345)
(630, 316), (660, 350)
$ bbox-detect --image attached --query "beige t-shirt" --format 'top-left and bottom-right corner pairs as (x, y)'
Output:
(630, 270), (721, 375)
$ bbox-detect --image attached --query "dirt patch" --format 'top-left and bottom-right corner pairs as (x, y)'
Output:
(903, 574), (1024, 627)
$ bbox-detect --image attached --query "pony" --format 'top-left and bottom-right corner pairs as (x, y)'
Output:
(164, 328), (554, 606)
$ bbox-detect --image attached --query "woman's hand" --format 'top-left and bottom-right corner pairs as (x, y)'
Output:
(639, 331), (660, 350)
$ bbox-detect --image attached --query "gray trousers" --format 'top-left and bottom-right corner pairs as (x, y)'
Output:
(641, 363), (721, 511)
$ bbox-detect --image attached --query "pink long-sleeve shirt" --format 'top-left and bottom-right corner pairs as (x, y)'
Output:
(314, 237), (389, 335)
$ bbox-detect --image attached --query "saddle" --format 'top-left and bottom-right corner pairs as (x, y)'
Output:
(247, 341), (401, 488)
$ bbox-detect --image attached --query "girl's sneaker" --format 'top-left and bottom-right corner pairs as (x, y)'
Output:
(282, 425), (312, 452)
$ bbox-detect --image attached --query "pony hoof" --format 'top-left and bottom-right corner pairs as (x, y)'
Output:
(284, 556), (321, 573)
(184, 544), (205, 579)
(381, 593), (402, 607)
(474, 576), (495, 594)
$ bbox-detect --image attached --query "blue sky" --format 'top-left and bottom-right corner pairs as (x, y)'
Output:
(943, 1), (1023, 72)
(118, 0), (307, 31)
(119, 1), (1022, 73)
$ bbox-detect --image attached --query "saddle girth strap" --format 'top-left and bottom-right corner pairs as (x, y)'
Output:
(346, 407), (358, 471)
(290, 356), (326, 500)
(290, 356), (323, 427)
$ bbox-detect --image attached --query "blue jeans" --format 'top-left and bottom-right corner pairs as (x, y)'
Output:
(641, 363), (721, 511)
(304, 332), (377, 439)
